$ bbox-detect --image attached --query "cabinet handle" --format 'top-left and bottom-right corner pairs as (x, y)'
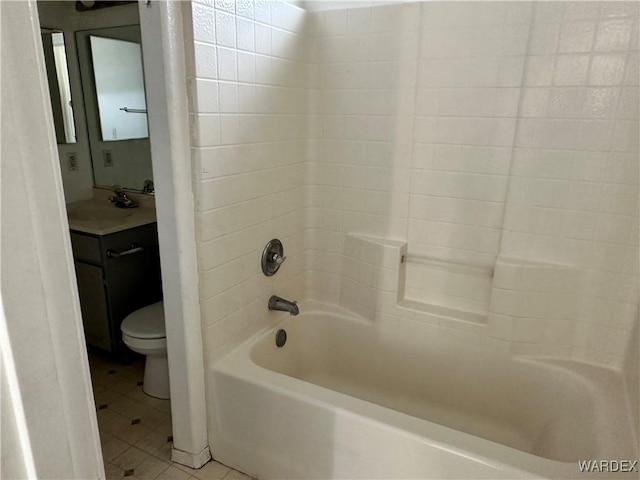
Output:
(106, 244), (144, 259)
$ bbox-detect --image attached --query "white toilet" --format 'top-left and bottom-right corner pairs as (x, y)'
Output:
(120, 301), (170, 399)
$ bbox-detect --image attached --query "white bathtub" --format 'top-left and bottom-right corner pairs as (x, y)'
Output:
(208, 305), (639, 479)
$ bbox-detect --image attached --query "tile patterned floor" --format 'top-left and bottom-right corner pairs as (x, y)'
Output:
(89, 353), (255, 480)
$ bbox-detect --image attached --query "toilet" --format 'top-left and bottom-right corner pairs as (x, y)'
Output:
(120, 301), (170, 399)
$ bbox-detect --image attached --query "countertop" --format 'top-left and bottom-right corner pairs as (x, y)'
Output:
(67, 190), (156, 236)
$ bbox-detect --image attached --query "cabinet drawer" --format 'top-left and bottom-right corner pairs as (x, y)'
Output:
(70, 232), (102, 264)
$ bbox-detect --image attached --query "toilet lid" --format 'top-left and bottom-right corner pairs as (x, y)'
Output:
(121, 301), (166, 339)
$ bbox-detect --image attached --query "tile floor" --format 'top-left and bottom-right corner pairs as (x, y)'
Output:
(89, 352), (254, 480)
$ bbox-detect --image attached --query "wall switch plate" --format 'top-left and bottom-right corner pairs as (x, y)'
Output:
(103, 149), (113, 167)
(67, 152), (79, 171)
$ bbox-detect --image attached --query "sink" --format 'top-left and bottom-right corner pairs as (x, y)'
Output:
(66, 198), (156, 235)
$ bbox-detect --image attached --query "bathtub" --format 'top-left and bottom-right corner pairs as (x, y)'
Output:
(208, 304), (639, 479)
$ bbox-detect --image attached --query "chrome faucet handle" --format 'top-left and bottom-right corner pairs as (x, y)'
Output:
(109, 184), (138, 209)
(271, 252), (286, 267)
(111, 184), (128, 199)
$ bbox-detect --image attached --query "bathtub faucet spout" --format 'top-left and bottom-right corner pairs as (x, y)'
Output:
(268, 295), (299, 316)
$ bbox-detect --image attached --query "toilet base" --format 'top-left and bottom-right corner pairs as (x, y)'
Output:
(143, 353), (170, 399)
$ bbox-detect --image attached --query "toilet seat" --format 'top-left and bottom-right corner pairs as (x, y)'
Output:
(121, 301), (165, 339)
(121, 333), (167, 352)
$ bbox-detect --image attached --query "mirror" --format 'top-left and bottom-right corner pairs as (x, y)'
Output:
(89, 35), (148, 141)
(77, 25), (153, 191)
(41, 29), (77, 144)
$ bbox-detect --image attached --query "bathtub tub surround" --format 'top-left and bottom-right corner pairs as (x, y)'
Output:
(211, 306), (637, 479)
(182, 0), (639, 479)
(210, 232), (639, 479)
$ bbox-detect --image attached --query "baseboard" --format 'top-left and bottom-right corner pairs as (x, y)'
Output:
(171, 445), (212, 469)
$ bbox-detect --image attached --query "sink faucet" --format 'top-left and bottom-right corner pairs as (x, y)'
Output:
(110, 185), (138, 209)
(142, 179), (154, 194)
(268, 295), (299, 316)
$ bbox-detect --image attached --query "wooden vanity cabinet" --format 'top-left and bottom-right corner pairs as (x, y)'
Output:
(70, 222), (162, 359)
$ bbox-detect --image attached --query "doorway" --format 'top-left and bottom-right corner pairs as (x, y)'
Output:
(35, 0), (208, 471)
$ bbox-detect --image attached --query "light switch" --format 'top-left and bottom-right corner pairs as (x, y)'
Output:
(67, 152), (78, 171)
(103, 149), (113, 167)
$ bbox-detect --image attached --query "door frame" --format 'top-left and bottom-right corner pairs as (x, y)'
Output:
(138, 0), (209, 467)
(3, 0), (209, 473)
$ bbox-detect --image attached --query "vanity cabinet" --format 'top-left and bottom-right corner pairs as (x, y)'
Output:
(71, 223), (162, 359)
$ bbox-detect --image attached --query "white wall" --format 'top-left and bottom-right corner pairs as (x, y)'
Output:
(1, 1), (104, 478)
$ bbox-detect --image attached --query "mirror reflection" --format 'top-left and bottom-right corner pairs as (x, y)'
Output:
(90, 35), (148, 141)
(38, 2), (152, 195)
(77, 25), (153, 190)
(41, 29), (76, 144)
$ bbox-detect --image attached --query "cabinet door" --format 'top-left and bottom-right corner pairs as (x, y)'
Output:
(102, 226), (162, 319)
(102, 223), (163, 357)
(74, 261), (111, 351)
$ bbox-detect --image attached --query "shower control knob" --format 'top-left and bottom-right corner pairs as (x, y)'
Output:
(262, 239), (286, 276)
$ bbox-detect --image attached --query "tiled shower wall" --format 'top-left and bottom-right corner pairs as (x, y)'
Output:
(184, 1), (638, 370)
(183, 0), (311, 363)
(304, 3), (420, 303)
(499, 1), (639, 367)
(305, 2), (536, 317)
(305, 0), (639, 369)
(306, 3), (526, 316)
(410, 2), (532, 266)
